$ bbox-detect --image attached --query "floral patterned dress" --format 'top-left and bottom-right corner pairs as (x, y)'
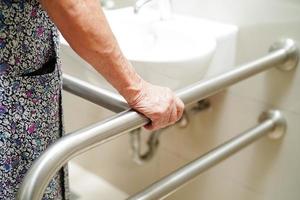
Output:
(0, 0), (68, 199)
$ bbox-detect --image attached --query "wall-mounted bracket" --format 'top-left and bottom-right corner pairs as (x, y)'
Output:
(270, 38), (299, 71)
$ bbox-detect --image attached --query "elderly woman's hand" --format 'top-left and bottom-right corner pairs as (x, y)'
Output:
(126, 80), (185, 131)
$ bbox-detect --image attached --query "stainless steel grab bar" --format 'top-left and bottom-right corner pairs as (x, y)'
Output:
(127, 110), (286, 200)
(17, 39), (298, 200)
(63, 74), (128, 112)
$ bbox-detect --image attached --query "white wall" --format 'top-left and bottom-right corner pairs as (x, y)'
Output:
(62, 0), (300, 199)
(167, 0), (300, 199)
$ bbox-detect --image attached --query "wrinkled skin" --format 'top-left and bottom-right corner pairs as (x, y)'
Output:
(128, 80), (184, 131)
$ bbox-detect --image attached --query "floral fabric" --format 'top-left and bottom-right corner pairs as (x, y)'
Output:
(0, 0), (68, 199)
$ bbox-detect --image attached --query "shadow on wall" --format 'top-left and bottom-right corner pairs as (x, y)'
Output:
(245, 136), (285, 195)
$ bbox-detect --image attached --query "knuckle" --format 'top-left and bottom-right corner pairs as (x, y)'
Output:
(156, 109), (164, 116)
(151, 112), (161, 120)
(169, 120), (176, 125)
(177, 108), (184, 118)
(177, 100), (184, 110)
(169, 97), (176, 105)
(180, 102), (185, 110)
(178, 111), (184, 119)
(159, 106), (168, 115)
(172, 114), (178, 123)
(166, 87), (172, 93)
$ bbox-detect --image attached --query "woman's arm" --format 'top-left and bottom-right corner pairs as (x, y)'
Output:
(40, 0), (184, 130)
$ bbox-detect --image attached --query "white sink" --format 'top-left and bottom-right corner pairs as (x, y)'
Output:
(60, 7), (238, 92)
(105, 8), (216, 89)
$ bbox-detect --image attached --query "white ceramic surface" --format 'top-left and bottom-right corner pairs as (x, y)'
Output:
(104, 8), (216, 89)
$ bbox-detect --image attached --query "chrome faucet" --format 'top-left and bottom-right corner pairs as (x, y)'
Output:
(100, 0), (115, 9)
(134, 0), (152, 13)
(134, 0), (172, 20)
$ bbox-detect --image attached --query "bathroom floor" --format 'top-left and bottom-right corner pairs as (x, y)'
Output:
(69, 162), (128, 200)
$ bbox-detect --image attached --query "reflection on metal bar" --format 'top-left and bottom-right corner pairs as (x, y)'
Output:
(128, 110), (286, 200)
(63, 73), (128, 112)
(17, 39), (298, 200)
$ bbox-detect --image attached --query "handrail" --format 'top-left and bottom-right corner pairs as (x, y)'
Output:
(127, 110), (286, 200)
(17, 39), (298, 200)
(62, 73), (128, 112)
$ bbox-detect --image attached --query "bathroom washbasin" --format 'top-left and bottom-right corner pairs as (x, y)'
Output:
(105, 8), (217, 89)
(60, 7), (237, 92)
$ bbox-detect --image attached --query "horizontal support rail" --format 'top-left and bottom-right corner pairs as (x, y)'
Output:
(18, 39), (298, 200)
(127, 110), (287, 200)
(63, 74), (128, 112)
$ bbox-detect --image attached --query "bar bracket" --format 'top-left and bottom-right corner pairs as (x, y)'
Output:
(259, 110), (287, 139)
(270, 38), (299, 71)
(127, 110), (287, 200)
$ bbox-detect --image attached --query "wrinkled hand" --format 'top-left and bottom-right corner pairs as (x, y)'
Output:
(126, 81), (185, 131)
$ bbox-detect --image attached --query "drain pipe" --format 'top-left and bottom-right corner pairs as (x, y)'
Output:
(129, 99), (211, 164)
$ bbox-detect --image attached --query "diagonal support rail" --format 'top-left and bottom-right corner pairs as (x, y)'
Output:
(127, 110), (286, 200)
(17, 39), (298, 200)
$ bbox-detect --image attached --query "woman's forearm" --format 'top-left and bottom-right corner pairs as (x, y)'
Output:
(41, 0), (185, 131)
(41, 0), (143, 102)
